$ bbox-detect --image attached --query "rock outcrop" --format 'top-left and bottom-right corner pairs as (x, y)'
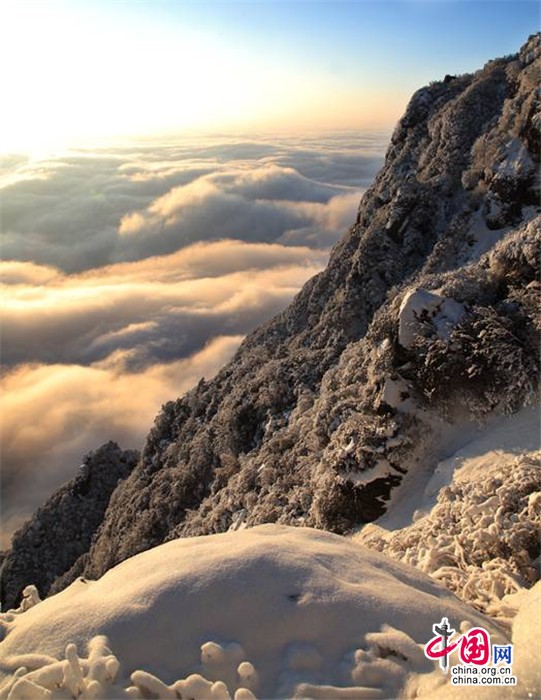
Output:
(2, 35), (539, 605)
(0, 443), (138, 609)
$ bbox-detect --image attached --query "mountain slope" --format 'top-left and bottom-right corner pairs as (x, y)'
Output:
(2, 35), (539, 607)
(0, 444), (138, 609)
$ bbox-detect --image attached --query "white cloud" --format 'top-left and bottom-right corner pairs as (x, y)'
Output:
(0, 239), (327, 540)
(1, 240), (327, 368)
(1, 134), (383, 271)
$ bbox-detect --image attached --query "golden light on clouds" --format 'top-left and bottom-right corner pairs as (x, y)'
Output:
(0, 334), (243, 549)
(4, 0), (535, 558)
(0, 239), (327, 543)
(0, 125), (384, 544)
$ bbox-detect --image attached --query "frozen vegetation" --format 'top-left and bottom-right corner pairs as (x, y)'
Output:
(4, 34), (533, 595)
(358, 405), (540, 627)
(2, 405), (539, 698)
(0, 33), (540, 700)
(0, 444), (139, 612)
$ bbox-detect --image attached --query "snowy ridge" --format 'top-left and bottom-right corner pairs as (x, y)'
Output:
(2, 36), (539, 602)
(0, 443), (139, 611)
(0, 33), (540, 700)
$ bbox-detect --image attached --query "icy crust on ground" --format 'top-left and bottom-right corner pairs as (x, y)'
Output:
(358, 408), (541, 627)
(0, 526), (508, 699)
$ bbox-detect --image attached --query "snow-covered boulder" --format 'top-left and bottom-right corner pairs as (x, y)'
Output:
(0, 525), (507, 699)
(398, 288), (465, 350)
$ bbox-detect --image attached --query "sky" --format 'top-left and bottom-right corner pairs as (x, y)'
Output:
(1, 0), (539, 545)
(1, 1), (538, 151)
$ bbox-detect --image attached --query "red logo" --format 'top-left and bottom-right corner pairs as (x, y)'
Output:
(425, 617), (491, 672)
(459, 628), (490, 665)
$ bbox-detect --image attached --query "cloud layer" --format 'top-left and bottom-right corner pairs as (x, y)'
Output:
(0, 240), (326, 544)
(0, 132), (386, 544)
(1, 132), (385, 272)
(1, 241), (327, 368)
(0, 335), (242, 548)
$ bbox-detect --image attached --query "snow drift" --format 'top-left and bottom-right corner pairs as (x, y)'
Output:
(0, 525), (516, 699)
(0, 31), (539, 700)
(359, 405), (541, 622)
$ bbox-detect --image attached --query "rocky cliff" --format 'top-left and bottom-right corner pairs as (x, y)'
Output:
(1, 443), (138, 608)
(2, 35), (539, 608)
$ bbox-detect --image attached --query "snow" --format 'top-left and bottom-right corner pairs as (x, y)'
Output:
(341, 459), (394, 486)
(464, 208), (509, 260)
(1, 412), (538, 699)
(510, 581), (541, 697)
(4, 587), (41, 616)
(493, 137), (535, 181)
(228, 510), (248, 532)
(398, 288), (465, 350)
(381, 377), (410, 410)
(0, 526), (507, 699)
(358, 405), (540, 625)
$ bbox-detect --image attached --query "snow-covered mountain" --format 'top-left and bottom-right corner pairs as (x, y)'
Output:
(0, 444), (139, 615)
(0, 34), (539, 700)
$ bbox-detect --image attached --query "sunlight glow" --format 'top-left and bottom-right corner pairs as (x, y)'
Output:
(2, 2), (271, 150)
(1, 1), (402, 154)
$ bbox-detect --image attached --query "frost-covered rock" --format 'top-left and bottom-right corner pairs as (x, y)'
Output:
(398, 288), (465, 350)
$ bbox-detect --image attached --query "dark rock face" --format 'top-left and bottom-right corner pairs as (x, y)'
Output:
(0, 443), (138, 609)
(3, 35), (540, 600)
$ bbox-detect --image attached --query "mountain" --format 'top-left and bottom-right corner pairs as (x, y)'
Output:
(0, 444), (138, 610)
(1, 35), (539, 611)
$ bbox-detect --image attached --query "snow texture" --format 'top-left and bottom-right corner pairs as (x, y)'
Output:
(359, 405), (541, 627)
(0, 35), (539, 700)
(2, 37), (538, 598)
(398, 288), (465, 350)
(0, 526), (510, 699)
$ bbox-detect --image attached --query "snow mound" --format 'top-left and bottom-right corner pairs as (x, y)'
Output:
(0, 525), (506, 699)
(403, 582), (541, 699)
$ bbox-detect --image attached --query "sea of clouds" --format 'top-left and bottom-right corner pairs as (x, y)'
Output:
(0, 131), (387, 546)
